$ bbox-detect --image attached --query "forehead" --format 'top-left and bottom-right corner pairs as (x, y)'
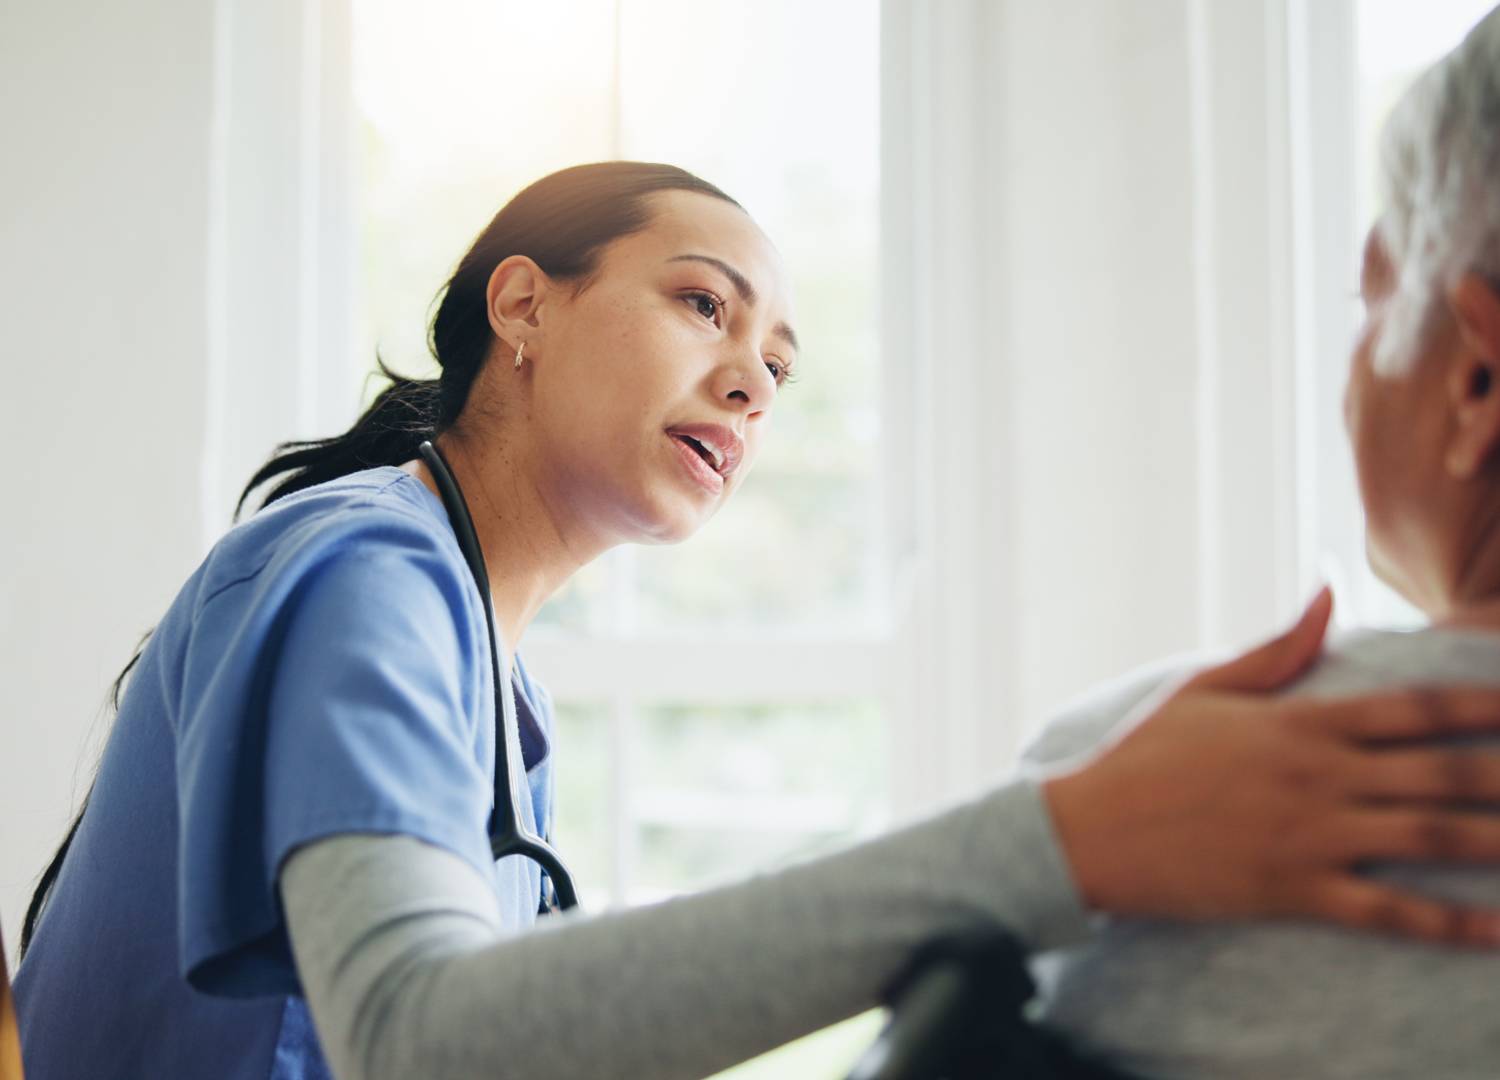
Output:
(606, 191), (795, 316)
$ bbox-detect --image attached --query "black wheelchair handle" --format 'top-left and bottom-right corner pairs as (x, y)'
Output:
(845, 928), (1145, 1080)
(846, 929), (1036, 1080)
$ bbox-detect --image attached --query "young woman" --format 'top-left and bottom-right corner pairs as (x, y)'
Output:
(14, 161), (1500, 1080)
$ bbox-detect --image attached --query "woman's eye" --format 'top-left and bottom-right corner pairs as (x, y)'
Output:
(765, 360), (796, 387)
(685, 290), (722, 324)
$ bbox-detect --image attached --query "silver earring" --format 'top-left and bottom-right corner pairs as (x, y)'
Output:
(514, 340), (526, 370)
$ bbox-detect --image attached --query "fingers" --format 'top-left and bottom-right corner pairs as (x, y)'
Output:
(1335, 808), (1500, 863)
(1190, 587), (1332, 693)
(1295, 686), (1500, 742)
(1306, 877), (1500, 947)
(1341, 746), (1500, 803)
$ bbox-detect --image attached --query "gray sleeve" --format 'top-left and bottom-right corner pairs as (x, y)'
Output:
(279, 775), (1089, 1080)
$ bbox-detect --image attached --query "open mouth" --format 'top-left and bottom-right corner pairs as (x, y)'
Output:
(673, 433), (724, 473)
(667, 433), (727, 493)
(665, 423), (742, 483)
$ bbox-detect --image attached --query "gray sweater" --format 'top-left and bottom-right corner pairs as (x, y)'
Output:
(279, 773), (1090, 1080)
(1025, 626), (1500, 1080)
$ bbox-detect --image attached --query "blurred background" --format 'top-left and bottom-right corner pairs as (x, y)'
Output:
(1, 0), (1493, 1074)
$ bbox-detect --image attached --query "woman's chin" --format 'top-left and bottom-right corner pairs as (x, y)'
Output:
(630, 494), (715, 546)
(643, 513), (708, 546)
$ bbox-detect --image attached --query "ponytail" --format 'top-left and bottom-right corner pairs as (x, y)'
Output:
(235, 359), (442, 519)
(19, 636), (147, 956)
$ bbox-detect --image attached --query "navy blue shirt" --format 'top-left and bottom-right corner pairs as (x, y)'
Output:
(15, 468), (555, 1079)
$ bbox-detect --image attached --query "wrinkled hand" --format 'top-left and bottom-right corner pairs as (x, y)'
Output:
(1044, 588), (1500, 947)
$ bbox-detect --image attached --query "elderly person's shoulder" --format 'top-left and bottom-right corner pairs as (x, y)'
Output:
(1292, 624), (1500, 697)
(1021, 626), (1500, 770)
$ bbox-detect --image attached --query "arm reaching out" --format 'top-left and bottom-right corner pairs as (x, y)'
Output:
(282, 589), (1500, 1080)
(281, 778), (1089, 1080)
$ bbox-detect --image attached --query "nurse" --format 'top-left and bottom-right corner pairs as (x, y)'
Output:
(15, 161), (1500, 1080)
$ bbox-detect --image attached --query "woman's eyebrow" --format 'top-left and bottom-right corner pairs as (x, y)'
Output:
(666, 253), (800, 353)
(669, 253), (757, 302)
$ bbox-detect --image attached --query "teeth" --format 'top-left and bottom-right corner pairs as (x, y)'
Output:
(680, 434), (725, 472)
(701, 439), (725, 471)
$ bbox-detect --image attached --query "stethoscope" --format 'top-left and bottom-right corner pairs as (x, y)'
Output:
(417, 440), (579, 912)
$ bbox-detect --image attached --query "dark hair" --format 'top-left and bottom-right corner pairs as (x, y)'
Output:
(21, 161), (740, 958)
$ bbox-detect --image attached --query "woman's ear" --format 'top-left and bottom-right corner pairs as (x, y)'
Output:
(1445, 274), (1500, 479)
(484, 255), (550, 349)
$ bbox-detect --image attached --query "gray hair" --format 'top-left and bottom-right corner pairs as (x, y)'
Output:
(1376, 6), (1500, 373)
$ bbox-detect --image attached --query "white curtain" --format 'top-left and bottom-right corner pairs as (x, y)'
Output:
(882, 0), (1318, 809)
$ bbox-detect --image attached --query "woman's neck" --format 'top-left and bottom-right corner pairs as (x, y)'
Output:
(401, 435), (610, 656)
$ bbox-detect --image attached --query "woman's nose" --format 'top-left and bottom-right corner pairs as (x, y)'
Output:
(715, 350), (776, 416)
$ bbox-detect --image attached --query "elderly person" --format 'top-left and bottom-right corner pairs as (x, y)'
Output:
(1024, 10), (1500, 1079)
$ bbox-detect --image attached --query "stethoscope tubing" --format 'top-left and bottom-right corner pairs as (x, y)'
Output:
(417, 440), (578, 912)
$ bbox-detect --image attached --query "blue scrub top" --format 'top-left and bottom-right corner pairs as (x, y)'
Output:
(14, 467), (556, 1079)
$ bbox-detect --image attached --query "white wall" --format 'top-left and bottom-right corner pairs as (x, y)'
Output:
(1003, 0), (1304, 722)
(1000, 0), (1209, 717)
(0, 0), (217, 946)
(883, 0), (1304, 808)
(0, 0), (352, 949)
